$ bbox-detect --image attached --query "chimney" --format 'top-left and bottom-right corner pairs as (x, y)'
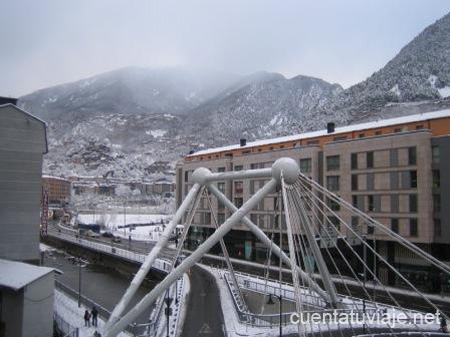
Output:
(240, 138), (247, 147)
(327, 122), (335, 134)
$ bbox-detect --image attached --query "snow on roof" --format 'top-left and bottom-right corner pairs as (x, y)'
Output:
(189, 108), (450, 157)
(0, 259), (54, 291)
(42, 175), (70, 182)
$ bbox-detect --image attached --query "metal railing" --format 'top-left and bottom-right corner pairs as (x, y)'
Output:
(48, 230), (170, 273)
(234, 272), (328, 308)
(55, 280), (139, 335)
(54, 310), (79, 337)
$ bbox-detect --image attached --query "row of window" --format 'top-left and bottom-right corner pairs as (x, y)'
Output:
(327, 147), (417, 172)
(350, 194), (418, 213)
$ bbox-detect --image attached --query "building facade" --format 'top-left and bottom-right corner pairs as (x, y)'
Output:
(0, 104), (47, 264)
(42, 175), (71, 206)
(176, 109), (450, 288)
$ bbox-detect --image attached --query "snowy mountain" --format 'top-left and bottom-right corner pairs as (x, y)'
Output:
(322, 12), (450, 122)
(186, 75), (343, 147)
(20, 67), (240, 122)
(18, 11), (450, 180)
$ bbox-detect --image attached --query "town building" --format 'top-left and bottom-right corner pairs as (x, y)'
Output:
(42, 175), (71, 206)
(176, 109), (450, 288)
(0, 102), (55, 337)
(0, 103), (48, 263)
(0, 259), (54, 337)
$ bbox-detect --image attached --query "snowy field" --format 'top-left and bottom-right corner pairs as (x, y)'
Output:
(77, 213), (172, 241)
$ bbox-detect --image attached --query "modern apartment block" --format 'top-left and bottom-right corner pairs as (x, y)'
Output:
(42, 175), (71, 206)
(176, 109), (450, 288)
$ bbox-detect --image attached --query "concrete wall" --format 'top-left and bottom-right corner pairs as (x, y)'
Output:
(0, 288), (24, 337)
(0, 105), (47, 262)
(21, 273), (54, 337)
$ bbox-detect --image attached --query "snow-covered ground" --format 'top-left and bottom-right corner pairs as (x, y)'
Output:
(54, 290), (130, 337)
(76, 213), (172, 241)
(200, 264), (441, 337)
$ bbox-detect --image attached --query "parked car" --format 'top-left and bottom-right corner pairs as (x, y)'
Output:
(102, 231), (114, 238)
(112, 236), (121, 243)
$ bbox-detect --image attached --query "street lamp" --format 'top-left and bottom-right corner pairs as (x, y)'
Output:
(78, 257), (82, 308)
(267, 294), (283, 337)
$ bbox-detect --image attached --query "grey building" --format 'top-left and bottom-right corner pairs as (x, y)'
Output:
(0, 104), (48, 264)
(0, 258), (54, 337)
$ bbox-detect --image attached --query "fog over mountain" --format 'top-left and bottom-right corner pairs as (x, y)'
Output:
(18, 12), (450, 180)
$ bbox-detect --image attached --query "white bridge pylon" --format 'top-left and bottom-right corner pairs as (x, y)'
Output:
(104, 158), (336, 336)
(104, 157), (450, 337)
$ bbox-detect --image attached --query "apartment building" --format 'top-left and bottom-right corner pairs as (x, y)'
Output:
(176, 109), (450, 288)
(42, 175), (71, 205)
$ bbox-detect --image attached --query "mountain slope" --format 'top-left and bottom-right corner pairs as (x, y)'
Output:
(324, 12), (450, 122)
(187, 75), (343, 147)
(19, 67), (241, 122)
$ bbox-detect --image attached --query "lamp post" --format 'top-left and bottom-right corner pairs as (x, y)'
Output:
(78, 257), (82, 308)
(267, 294), (282, 336)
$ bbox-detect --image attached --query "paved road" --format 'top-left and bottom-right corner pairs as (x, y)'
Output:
(182, 265), (225, 337)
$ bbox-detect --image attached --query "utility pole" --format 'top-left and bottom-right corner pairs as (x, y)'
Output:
(78, 257), (82, 308)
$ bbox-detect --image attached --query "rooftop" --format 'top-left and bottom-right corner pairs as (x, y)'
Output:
(0, 259), (54, 291)
(188, 108), (450, 157)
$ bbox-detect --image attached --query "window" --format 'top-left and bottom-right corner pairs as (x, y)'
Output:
(328, 198), (340, 211)
(408, 147), (417, 165)
(394, 128), (402, 133)
(391, 218), (399, 234)
(218, 213), (226, 225)
(432, 146), (440, 164)
(368, 195), (374, 212)
(434, 194), (441, 213)
(409, 194), (418, 213)
(218, 167), (226, 172)
(217, 182), (226, 194)
(202, 212), (211, 225)
(410, 171), (417, 188)
(307, 140), (319, 145)
(410, 219), (418, 237)
(367, 173), (374, 191)
(234, 165), (243, 171)
(435, 219), (442, 238)
(326, 176), (340, 191)
(218, 201), (225, 211)
(352, 195), (358, 208)
(234, 197), (243, 208)
(328, 216), (340, 231)
(391, 195), (399, 213)
(359, 133), (365, 138)
(326, 155), (340, 171)
(351, 153), (358, 170)
(367, 151), (374, 168)
(234, 181), (243, 194)
(375, 131), (382, 135)
(368, 225), (375, 235)
(184, 171), (189, 181)
(390, 149), (398, 166)
(333, 136), (347, 141)
(433, 170), (441, 188)
(300, 158), (312, 173)
(351, 174), (358, 191)
(416, 124), (424, 130)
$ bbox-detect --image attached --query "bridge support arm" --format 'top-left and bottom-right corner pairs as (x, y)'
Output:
(104, 183), (202, 331)
(104, 179), (278, 337)
(207, 184), (332, 304)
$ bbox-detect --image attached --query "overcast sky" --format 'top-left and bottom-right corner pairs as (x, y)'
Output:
(1, 0), (449, 97)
